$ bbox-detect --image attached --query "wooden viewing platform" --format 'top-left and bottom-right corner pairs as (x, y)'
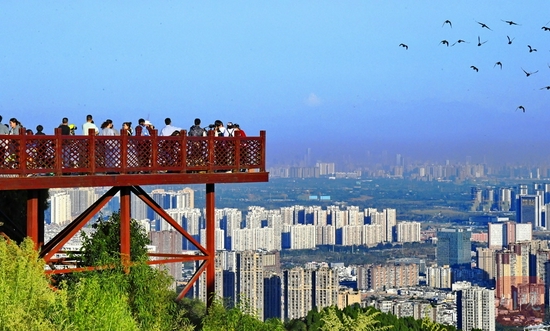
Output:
(0, 128), (268, 303)
(0, 129), (267, 189)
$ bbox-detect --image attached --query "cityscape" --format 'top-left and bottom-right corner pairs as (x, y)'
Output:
(44, 155), (550, 331)
(4, 1), (550, 330)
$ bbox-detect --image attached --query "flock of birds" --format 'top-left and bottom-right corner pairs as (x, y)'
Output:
(399, 19), (550, 113)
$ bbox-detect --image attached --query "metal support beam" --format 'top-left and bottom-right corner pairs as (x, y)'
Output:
(41, 187), (120, 261)
(206, 183), (215, 308)
(26, 190), (39, 248)
(120, 186), (131, 268)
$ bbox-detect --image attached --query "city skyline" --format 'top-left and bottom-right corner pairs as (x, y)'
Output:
(2, 2), (550, 165)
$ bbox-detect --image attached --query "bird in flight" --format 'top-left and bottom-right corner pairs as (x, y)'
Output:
(494, 62), (502, 69)
(516, 106), (525, 112)
(451, 39), (468, 46)
(476, 21), (492, 30)
(477, 36), (487, 46)
(540, 86), (550, 90)
(528, 45), (537, 52)
(399, 43), (408, 50)
(440, 40), (449, 46)
(470, 65), (479, 72)
(542, 26), (550, 31)
(522, 68), (538, 77)
(507, 36), (514, 44)
(502, 20), (520, 25)
(442, 20), (452, 28)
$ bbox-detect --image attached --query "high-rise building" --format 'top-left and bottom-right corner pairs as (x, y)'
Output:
(426, 265), (451, 289)
(457, 286), (495, 331)
(149, 230), (183, 284)
(476, 247), (496, 281)
(67, 187), (97, 215)
(396, 222), (421, 243)
(436, 228), (471, 269)
(283, 266), (338, 321)
(516, 195), (543, 229)
(49, 189), (71, 225)
(357, 264), (418, 291)
(488, 221), (532, 250)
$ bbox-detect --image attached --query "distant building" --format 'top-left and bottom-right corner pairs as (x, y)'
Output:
(356, 263), (418, 291)
(283, 266), (338, 321)
(436, 228), (471, 269)
(457, 286), (495, 331)
(396, 221), (421, 243)
(149, 230), (183, 284)
(516, 195), (543, 229)
(488, 221), (532, 250)
(426, 265), (451, 289)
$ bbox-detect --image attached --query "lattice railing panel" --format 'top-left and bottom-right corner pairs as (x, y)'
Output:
(0, 138), (21, 170)
(186, 140), (208, 167)
(239, 139), (262, 167)
(214, 140), (236, 167)
(26, 139), (58, 170)
(157, 139), (183, 167)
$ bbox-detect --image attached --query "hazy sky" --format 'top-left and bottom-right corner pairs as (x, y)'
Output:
(1, 2), (549, 164)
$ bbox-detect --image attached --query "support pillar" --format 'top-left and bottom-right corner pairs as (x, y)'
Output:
(120, 186), (131, 268)
(206, 183), (215, 307)
(26, 190), (40, 248)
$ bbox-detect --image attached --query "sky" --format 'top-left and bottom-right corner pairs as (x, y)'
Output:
(1, 1), (550, 165)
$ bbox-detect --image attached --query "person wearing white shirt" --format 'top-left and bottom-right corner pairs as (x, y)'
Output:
(82, 114), (99, 135)
(159, 118), (182, 136)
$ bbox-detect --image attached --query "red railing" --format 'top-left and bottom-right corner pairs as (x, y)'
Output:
(0, 129), (266, 176)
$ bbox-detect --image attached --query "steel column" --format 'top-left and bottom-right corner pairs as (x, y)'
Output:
(26, 190), (39, 248)
(206, 183), (215, 307)
(120, 186), (131, 268)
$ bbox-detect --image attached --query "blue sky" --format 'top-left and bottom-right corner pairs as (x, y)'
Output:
(1, 1), (550, 165)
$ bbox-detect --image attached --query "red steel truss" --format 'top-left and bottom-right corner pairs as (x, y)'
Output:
(0, 129), (268, 305)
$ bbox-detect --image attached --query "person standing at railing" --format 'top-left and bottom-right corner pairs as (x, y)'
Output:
(159, 118), (181, 136)
(159, 118), (181, 168)
(99, 120), (119, 170)
(8, 118), (21, 135)
(134, 118), (151, 171)
(57, 117), (73, 168)
(0, 116), (9, 135)
(58, 117), (71, 135)
(4, 118), (22, 169)
(82, 114), (99, 135)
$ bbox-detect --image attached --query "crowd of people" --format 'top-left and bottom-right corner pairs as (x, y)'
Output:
(0, 115), (247, 138)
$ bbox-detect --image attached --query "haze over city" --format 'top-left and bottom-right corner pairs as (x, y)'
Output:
(1, 1), (550, 164)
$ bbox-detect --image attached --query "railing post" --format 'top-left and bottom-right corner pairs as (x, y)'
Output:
(260, 131), (266, 172)
(19, 127), (27, 176)
(235, 133), (241, 172)
(207, 130), (215, 173)
(120, 129), (127, 174)
(89, 129), (96, 175)
(181, 130), (187, 173)
(54, 128), (63, 175)
(151, 129), (157, 172)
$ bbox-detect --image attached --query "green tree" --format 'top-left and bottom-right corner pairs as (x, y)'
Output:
(201, 298), (285, 331)
(79, 211), (149, 266)
(75, 211), (189, 331)
(0, 237), (61, 330)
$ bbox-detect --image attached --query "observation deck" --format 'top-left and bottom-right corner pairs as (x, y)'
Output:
(0, 129), (267, 189)
(0, 128), (268, 303)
